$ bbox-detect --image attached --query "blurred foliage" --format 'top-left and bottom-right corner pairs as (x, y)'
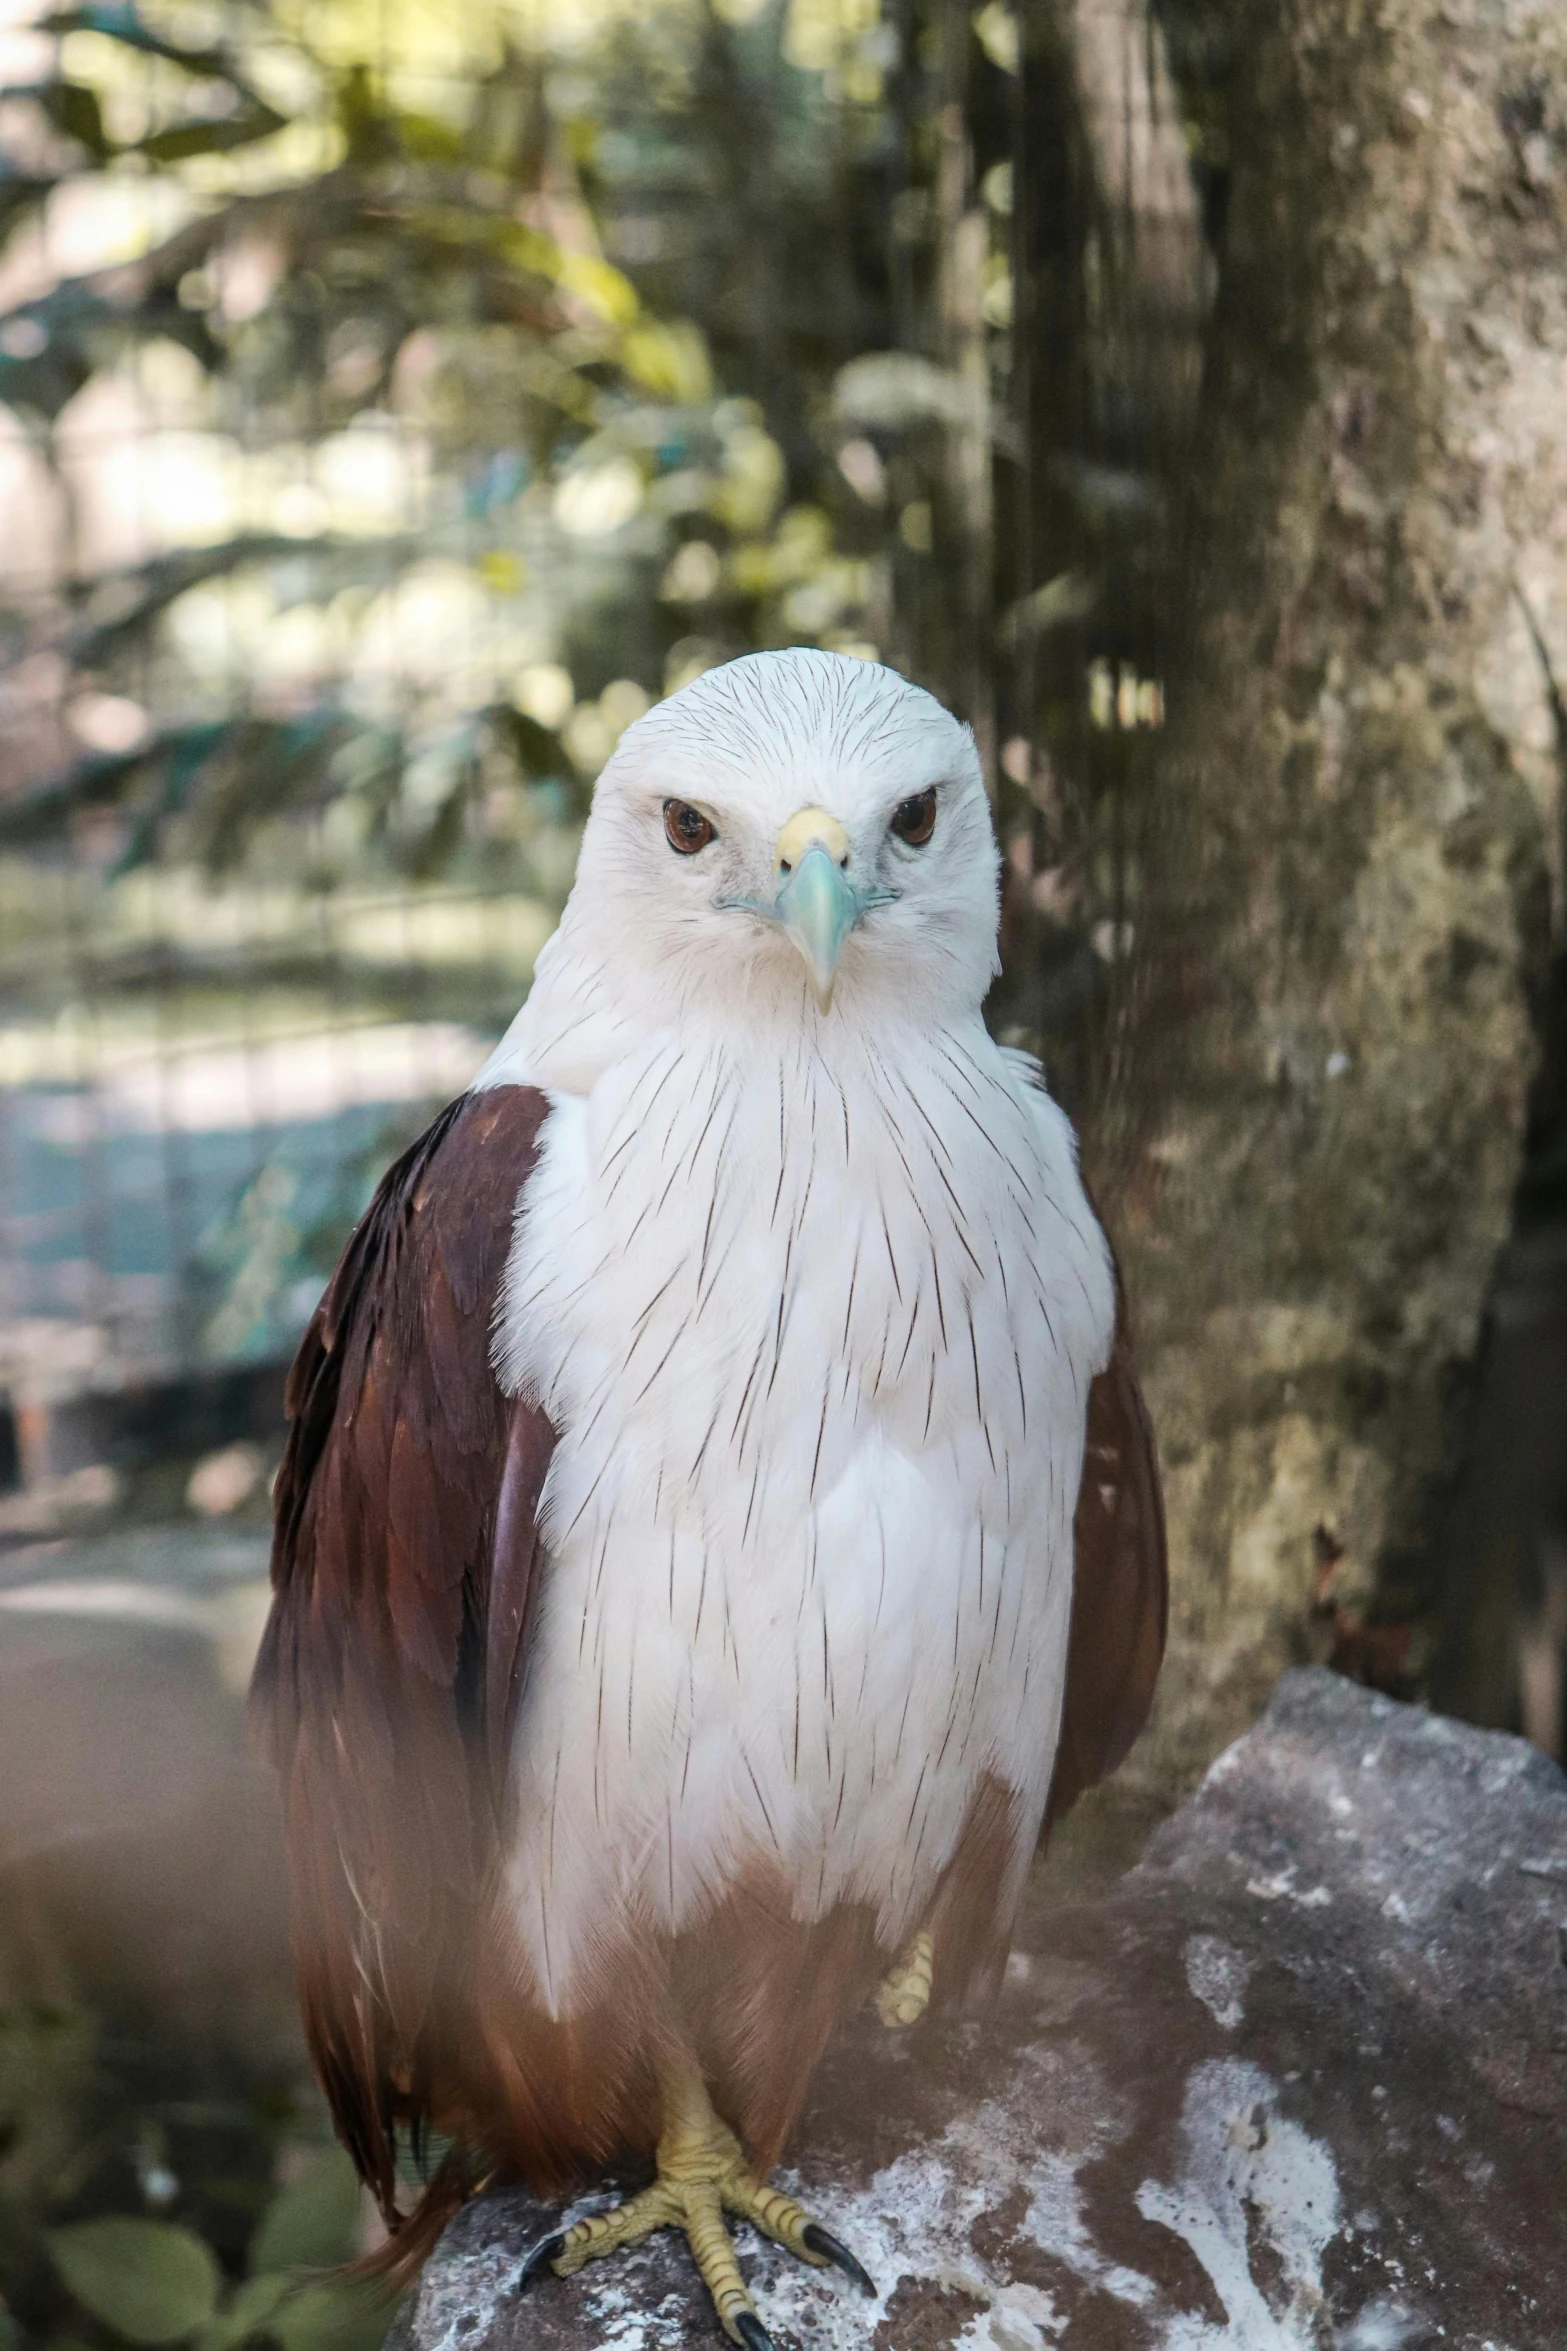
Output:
(0, 0), (1179, 1126)
(0, 1993), (98, 2300)
(41, 2151), (395, 2351)
(0, 1915), (392, 2351)
(190, 1104), (439, 1363)
(2, 0), (1143, 1394)
(0, 0), (946, 907)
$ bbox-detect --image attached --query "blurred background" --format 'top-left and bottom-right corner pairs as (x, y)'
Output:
(0, 0), (1563, 2342)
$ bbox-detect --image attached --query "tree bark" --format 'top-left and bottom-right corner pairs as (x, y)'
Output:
(1107, 0), (1567, 1792)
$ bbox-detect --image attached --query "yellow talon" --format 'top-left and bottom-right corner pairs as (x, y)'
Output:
(875, 1926), (934, 2027)
(532, 2053), (874, 2344)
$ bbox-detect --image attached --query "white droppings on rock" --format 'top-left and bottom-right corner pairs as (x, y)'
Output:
(1021, 2147), (1157, 2311)
(1338, 2303), (1430, 2350)
(1136, 2060), (1342, 2349)
(1242, 1864), (1332, 1908)
(745, 2138), (992, 2345)
(774, 2121), (1031, 2334)
(1183, 1934), (1250, 2030)
(747, 2056), (1149, 2343)
(548, 2254), (697, 2351)
(406, 2235), (527, 2351)
(954, 2280), (1063, 2351)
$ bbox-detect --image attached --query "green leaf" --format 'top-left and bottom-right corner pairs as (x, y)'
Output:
(197, 2273), (397, 2351)
(194, 2274), (290, 2351)
(268, 2280), (395, 2351)
(490, 704), (565, 778)
(393, 109), (469, 165)
(46, 2219), (222, 2346)
(247, 2149), (362, 2278)
(0, 166), (55, 247)
(139, 97), (285, 166)
(14, 79), (108, 158)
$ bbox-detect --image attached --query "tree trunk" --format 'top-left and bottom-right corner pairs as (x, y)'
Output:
(1108, 0), (1567, 1792)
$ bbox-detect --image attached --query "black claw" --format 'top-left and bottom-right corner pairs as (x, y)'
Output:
(733, 2315), (775, 2351)
(801, 2223), (877, 2297)
(518, 2228), (567, 2288)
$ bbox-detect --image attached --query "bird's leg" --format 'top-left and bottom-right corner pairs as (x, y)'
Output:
(522, 2047), (875, 2346)
(874, 1925), (934, 2027)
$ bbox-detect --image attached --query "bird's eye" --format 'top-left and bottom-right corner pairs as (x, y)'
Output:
(889, 787), (937, 848)
(664, 798), (717, 855)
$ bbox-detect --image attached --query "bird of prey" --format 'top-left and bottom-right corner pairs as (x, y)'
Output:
(254, 649), (1165, 2346)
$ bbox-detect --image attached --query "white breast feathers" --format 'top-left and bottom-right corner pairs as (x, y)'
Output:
(490, 1011), (1114, 2018)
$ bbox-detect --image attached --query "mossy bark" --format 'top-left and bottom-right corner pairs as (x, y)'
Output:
(1105, 0), (1567, 1791)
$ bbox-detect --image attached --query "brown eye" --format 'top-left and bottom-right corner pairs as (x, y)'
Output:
(664, 798), (717, 854)
(889, 786), (936, 847)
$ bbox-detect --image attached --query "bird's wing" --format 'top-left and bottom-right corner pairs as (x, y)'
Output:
(1047, 1287), (1168, 1824)
(251, 1084), (554, 2223)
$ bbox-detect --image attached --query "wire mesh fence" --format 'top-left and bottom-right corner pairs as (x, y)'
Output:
(0, 0), (1195, 1476)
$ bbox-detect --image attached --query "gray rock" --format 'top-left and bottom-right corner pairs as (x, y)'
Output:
(390, 1671), (1567, 2351)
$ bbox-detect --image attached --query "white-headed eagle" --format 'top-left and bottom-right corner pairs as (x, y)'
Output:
(254, 649), (1165, 2345)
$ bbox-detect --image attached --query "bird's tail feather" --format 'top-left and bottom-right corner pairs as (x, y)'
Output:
(350, 2145), (485, 2291)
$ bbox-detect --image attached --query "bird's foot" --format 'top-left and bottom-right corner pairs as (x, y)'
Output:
(521, 2102), (874, 2345)
(874, 1925), (934, 2027)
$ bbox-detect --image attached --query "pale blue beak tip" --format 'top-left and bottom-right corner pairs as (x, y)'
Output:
(776, 844), (859, 1008)
(714, 847), (899, 1008)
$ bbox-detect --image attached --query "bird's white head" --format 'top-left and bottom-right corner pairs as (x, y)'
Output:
(562, 650), (999, 1037)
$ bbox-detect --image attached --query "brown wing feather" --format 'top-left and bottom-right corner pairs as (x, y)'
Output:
(1047, 1286), (1168, 1826)
(250, 1085), (553, 2227)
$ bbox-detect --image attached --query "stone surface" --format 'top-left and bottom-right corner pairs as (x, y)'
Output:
(390, 1671), (1567, 2351)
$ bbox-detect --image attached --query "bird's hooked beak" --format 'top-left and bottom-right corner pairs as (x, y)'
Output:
(773, 808), (857, 1009)
(720, 805), (899, 1011)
